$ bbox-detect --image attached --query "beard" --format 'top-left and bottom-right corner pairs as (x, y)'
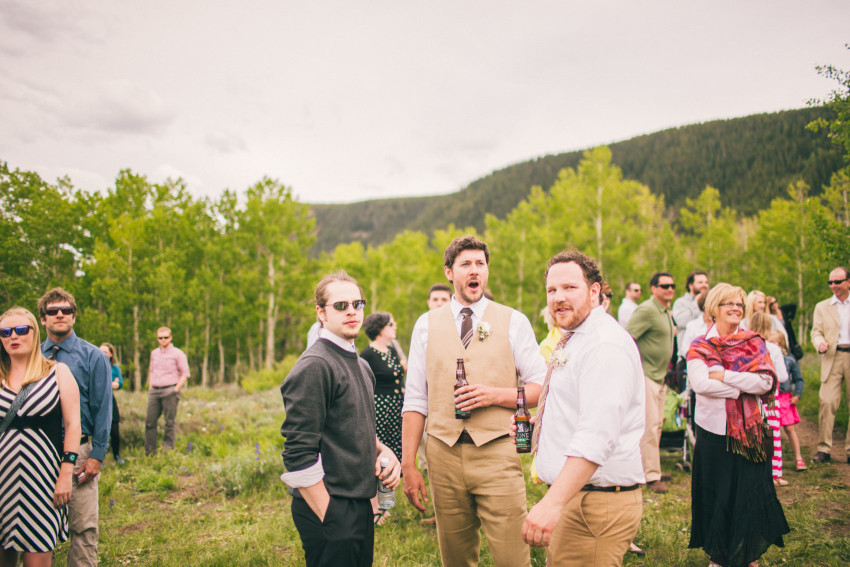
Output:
(551, 294), (594, 331)
(339, 326), (361, 341)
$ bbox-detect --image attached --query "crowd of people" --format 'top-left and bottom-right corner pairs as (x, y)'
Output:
(280, 235), (849, 567)
(2, 241), (847, 567)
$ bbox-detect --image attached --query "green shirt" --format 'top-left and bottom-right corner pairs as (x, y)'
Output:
(626, 296), (674, 383)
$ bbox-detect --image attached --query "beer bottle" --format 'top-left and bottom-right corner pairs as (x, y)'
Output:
(515, 386), (532, 453)
(455, 358), (471, 419)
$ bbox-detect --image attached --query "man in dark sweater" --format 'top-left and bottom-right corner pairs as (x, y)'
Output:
(281, 271), (401, 567)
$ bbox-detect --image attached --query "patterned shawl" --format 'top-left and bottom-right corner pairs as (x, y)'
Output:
(687, 329), (777, 462)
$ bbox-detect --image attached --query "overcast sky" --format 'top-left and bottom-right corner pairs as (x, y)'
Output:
(1, 1), (848, 204)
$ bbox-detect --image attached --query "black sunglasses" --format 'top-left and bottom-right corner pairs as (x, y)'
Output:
(157, 336), (171, 340)
(44, 306), (76, 316)
(828, 278), (848, 286)
(325, 300), (367, 311)
(657, 283), (676, 290)
(604, 293), (613, 298)
(0, 325), (33, 338)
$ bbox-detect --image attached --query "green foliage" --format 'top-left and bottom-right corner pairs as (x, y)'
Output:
(239, 354), (300, 393)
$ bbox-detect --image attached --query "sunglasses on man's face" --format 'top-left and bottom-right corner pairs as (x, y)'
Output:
(828, 278), (848, 286)
(158, 336), (171, 340)
(44, 307), (75, 316)
(657, 283), (676, 290)
(327, 300), (367, 312)
(0, 325), (33, 338)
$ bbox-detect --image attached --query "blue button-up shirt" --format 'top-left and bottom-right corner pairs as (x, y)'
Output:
(42, 331), (112, 461)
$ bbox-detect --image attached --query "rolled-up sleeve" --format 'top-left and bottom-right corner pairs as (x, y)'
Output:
(565, 344), (634, 467)
(402, 313), (429, 416)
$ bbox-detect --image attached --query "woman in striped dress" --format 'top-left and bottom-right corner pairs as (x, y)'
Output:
(0, 307), (80, 567)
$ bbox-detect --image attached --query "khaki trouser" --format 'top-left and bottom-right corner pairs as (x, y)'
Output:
(640, 376), (666, 483)
(818, 350), (850, 456)
(426, 436), (531, 567)
(145, 386), (180, 455)
(68, 441), (100, 567)
(547, 489), (643, 566)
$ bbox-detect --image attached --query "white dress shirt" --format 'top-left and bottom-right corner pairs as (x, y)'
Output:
(686, 325), (774, 436)
(536, 306), (646, 488)
(402, 296), (547, 416)
(678, 317), (708, 360)
(617, 298), (638, 327)
(673, 293), (700, 353)
(832, 294), (850, 346)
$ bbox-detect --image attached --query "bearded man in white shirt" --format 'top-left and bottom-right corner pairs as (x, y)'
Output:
(521, 249), (645, 566)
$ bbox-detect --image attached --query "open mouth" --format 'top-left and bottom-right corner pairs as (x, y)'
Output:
(468, 281), (480, 290)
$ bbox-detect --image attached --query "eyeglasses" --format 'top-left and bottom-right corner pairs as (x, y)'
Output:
(828, 278), (848, 286)
(718, 302), (745, 310)
(387, 321), (397, 327)
(325, 300), (367, 311)
(0, 325), (33, 338)
(44, 306), (75, 316)
(604, 293), (613, 298)
(158, 336), (171, 340)
(657, 283), (676, 290)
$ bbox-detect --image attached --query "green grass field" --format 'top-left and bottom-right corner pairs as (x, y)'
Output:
(56, 354), (850, 566)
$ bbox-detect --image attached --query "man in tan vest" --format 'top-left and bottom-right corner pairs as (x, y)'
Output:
(401, 235), (547, 567)
(812, 266), (850, 464)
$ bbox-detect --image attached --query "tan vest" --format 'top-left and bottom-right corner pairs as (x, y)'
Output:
(425, 301), (517, 446)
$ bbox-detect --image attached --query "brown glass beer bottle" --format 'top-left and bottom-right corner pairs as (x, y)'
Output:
(455, 358), (471, 419)
(515, 386), (532, 453)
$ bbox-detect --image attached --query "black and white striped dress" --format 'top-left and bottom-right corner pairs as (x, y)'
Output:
(0, 369), (69, 552)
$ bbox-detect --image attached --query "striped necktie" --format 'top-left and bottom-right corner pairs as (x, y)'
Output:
(460, 308), (474, 348)
(48, 345), (60, 360)
(531, 331), (575, 455)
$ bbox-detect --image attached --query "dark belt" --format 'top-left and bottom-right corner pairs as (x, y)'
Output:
(80, 435), (89, 444)
(581, 483), (642, 493)
(456, 431), (509, 445)
(837, 346), (850, 353)
(152, 384), (177, 389)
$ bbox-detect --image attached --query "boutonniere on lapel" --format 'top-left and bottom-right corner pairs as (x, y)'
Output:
(551, 349), (569, 368)
(476, 321), (492, 341)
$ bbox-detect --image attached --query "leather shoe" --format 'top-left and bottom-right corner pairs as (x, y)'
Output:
(813, 451), (831, 463)
(647, 480), (669, 493)
(660, 473), (672, 481)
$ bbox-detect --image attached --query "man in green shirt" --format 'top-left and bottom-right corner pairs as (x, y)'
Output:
(626, 272), (676, 493)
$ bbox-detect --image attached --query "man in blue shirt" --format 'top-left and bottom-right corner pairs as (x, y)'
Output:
(39, 287), (112, 567)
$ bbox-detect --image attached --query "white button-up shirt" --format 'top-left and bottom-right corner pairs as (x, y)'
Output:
(686, 325), (774, 435)
(832, 294), (850, 346)
(617, 298), (638, 327)
(402, 296), (546, 416)
(536, 307), (646, 488)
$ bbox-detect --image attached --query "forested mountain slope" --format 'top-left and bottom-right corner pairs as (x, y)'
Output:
(310, 107), (842, 253)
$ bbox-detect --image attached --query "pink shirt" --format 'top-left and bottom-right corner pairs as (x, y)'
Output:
(149, 344), (190, 387)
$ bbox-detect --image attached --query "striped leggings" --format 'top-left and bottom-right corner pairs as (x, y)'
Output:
(767, 402), (782, 479)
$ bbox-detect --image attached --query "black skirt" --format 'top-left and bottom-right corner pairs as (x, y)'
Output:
(689, 425), (789, 567)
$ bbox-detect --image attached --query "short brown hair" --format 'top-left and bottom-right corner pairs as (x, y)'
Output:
(545, 250), (602, 287)
(428, 283), (451, 298)
(444, 235), (489, 269)
(315, 271), (362, 307)
(37, 287), (77, 318)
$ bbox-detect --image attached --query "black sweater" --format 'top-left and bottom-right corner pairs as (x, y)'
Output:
(281, 339), (377, 499)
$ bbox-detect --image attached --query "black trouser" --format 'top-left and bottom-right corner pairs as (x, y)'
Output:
(291, 495), (374, 567)
(110, 395), (121, 457)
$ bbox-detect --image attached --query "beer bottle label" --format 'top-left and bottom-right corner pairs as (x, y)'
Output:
(515, 421), (532, 452)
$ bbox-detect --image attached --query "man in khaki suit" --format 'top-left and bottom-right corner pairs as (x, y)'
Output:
(812, 267), (850, 464)
(400, 235), (547, 567)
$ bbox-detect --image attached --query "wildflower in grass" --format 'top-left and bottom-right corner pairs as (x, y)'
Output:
(219, 425), (224, 432)
(186, 442), (194, 453)
(109, 499), (115, 510)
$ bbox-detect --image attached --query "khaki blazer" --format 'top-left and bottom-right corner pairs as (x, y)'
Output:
(811, 297), (841, 382)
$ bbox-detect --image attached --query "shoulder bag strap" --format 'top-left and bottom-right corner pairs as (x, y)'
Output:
(0, 382), (34, 437)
